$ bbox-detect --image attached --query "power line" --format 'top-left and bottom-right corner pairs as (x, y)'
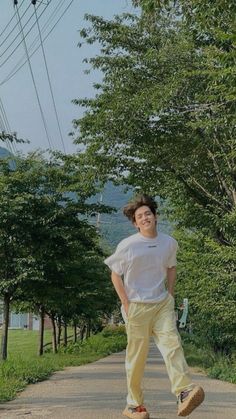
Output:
(0, 2), (40, 58)
(0, 0), (75, 86)
(0, 0), (25, 39)
(0, 1), (50, 70)
(0, 0), (75, 153)
(0, 1), (30, 50)
(0, 100), (10, 132)
(33, 4), (66, 153)
(15, 2), (53, 150)
(1, 0), (65, 83)
(0, 97), (16, 154)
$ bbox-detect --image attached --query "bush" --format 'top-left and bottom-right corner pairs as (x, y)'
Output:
(181, 332), (236, 383)
(208, 356), (236, 384)
(101, 324), (126, 338)
(176, 231), (236, 356)
(61, 326), (127, 356)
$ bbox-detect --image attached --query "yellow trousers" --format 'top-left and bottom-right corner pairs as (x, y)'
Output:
(123, 294), (193, 407)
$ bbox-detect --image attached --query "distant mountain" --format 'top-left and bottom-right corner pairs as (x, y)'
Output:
(97, 182), (136, 249)
(0, 146), (171, 249)
(0, 146), (11, 158)
(95, 182), (172, 250)
(0, 146), (133, 248)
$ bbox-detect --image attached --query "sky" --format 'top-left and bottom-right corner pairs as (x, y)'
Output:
(0, 0), (135, 155)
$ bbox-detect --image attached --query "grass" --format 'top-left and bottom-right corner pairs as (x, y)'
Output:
(181, 332), (236, 384)
(4, 329), (52, 357)
(0, 325), (127, 403)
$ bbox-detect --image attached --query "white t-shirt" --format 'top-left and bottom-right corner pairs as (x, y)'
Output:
(104, 232), (178, 303)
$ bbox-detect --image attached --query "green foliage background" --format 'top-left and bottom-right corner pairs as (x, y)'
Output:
(73, 0), (236, 356)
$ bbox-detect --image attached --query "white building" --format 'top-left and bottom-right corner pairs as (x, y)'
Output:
(0, 302), (39, 330)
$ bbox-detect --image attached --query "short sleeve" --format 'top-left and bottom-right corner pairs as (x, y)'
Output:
(104, 244), (129, 276)
(166, 239), (178, 268)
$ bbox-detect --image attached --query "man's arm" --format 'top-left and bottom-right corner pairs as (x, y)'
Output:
(111, 271), (129, 315)
(167, 266), (177, 297)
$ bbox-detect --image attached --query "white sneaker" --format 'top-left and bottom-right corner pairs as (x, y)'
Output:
(177, 385), (205, 416)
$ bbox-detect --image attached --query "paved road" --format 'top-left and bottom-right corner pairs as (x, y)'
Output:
(0, 341), (235, 419)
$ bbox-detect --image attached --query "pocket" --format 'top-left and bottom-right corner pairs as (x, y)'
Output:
(121, 305), (126, 323)
(121, 303), (131, 323)
(168, 293), (175, 307)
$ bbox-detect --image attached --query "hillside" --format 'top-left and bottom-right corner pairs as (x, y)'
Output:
(96, 182), (136, 249)
(97, 182), (172, 250)
(0, 147), (171, 249)
(0, 146), (11, 158)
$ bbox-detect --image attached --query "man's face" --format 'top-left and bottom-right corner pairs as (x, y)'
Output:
(133, 205), (157, 235)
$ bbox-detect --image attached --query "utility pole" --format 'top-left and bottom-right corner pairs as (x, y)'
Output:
(95, 193), (112, 230)
(96, 193), (103, 229)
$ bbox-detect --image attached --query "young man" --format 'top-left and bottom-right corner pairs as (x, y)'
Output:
(104, 195), (204, 419)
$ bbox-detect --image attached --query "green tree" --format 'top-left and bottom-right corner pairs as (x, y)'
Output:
(0, 156), (42, 360)
(0, 132), (26, 147)
(74, 10), (235, 244)
(0, 152), (113, 359)
(175, 229), (236, 354)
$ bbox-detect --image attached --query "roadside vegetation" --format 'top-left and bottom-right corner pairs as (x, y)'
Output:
(181, 332), (236, 385)
(0, 326), (126, 402)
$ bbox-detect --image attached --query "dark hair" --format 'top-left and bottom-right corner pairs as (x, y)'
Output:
(123, 194), (158, 223)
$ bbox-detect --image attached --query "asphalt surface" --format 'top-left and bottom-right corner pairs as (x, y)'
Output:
(0, 341), (235, 419)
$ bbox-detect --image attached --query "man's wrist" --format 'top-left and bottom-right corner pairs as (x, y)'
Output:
(121, 298), (129, 305)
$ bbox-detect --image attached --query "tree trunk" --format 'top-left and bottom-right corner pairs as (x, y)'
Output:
(63, 321), (68, 347)
(57, 316), (62, 347)
(80, 324), (86, 341)
(0, 294), (10, 361)
(38, 307), (45, 356)
(86, 319), (91, 339)
(51, 315), (57, 353)
(73, 321), (77, 343)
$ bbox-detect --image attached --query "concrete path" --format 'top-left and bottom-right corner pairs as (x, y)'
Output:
(0, 341), (235, 419)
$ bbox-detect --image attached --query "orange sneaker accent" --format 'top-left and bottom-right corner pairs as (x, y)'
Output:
(136, 405), (147, 412)
(123, 405), (150, 419)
